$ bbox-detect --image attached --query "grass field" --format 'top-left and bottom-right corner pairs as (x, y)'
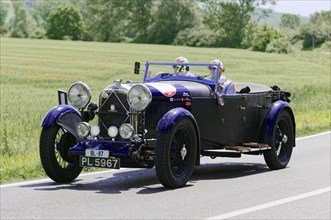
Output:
(0, 37), (330, 184)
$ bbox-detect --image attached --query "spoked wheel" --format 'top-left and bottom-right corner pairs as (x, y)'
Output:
(155, 117), (197, 188)
(264, 110), (295, 169)
(40, 125), (82, 183)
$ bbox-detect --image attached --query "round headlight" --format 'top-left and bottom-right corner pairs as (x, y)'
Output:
(119, 123), (134, 139)
(68, 82), (91, 109)
(128, 84), (152, 111)
(108, 126), (118, 138)
(90, 125), (100, 137)
(77, 122), (90, 137)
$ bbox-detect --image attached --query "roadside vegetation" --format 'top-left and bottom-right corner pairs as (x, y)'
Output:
(0, 38), (330, 184)
(0, 0), (330, 53)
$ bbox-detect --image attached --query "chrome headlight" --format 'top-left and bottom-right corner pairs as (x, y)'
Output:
(128, 84), (152, 111)
(119, 124), (134, 139)
(77, 122), (90, 137)
(68, 82), (91, 109)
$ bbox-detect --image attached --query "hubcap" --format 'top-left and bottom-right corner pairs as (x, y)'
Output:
(181, 144), (187, 160)
(282, 134), (288, 144)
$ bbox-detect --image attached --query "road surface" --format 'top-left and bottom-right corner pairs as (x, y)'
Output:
(1, 131), (330, 219)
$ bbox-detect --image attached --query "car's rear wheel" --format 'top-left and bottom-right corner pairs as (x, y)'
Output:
(155, 117), (197, 188)
(40, 125), (82, 183)
(263, 110), (294, 169)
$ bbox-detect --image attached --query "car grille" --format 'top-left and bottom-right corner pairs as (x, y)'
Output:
(98, 91), (130, 138)
(98, 90), (188, 138)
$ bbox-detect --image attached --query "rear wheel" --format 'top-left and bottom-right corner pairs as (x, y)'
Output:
(263, 110), (294, 169)
(155, 117), (197, 188)
(40, 125), (82, 183)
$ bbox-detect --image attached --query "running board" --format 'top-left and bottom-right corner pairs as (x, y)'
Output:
(201, 143), (271, 158)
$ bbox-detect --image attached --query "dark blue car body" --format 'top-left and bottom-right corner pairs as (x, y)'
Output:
(40, 61), (295, 188)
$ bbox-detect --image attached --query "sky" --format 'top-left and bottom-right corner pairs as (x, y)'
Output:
(261, 0), (331, 17)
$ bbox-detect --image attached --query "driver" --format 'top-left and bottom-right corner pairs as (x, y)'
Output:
(208, 59), (235, 94)
(173, 56), (196, 77)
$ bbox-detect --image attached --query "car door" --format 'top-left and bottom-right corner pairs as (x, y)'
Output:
(192, 94), (260, 145)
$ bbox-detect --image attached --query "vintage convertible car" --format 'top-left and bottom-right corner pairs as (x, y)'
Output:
(40, 61), (295, 188)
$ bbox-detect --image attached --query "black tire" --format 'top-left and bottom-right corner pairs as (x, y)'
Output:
(40, 125), (82, 183)
(155, 117), (197, 188)
(263, 110), (295, 169)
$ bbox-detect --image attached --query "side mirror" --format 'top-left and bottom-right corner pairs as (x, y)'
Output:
(134, 62), (140, 74)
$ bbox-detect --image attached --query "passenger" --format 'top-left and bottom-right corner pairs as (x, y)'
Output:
(173, 56), (196, 77)
(208, 59), (236, 94)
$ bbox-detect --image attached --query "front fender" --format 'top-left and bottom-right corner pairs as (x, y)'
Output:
(41, 105), (84, 141)
(156, 107), (201, 165)
(156, 107), (196, 133)
(41, 105), (81, 127)
(264, 100), (296, 146)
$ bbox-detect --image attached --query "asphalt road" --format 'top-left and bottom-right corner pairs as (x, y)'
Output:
(1, 131), (330, 219)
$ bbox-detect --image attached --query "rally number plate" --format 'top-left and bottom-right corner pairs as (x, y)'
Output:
(79, 156), (120, 169)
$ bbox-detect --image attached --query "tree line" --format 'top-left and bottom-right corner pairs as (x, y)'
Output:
(0, 0), (330, 53)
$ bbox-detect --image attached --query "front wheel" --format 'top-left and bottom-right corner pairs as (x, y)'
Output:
(40, 125), (82, 183)
(263, 110), (295, 169)
(155, 117), (197, 188)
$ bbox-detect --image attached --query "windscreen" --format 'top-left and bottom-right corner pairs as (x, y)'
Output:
(145, 63), (219, 82)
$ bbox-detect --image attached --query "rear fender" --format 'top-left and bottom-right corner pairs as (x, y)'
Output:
(156, 107), (201, 165)
(264, 100), (296, 146)
(41, 105), (84, 141)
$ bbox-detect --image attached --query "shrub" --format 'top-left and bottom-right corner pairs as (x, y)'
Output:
(266, 38), (292, 54)
(0, 26), (8, 36)
(252, 24), (283, 52)
(47, 4), (84, 40)
(321, 41), (331, 50)
(30, 28), (46, 39)
(299, 11), (331, 49)
(173, 26), (217, 47)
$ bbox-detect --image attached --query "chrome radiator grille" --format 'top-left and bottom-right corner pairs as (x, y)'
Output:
(98, 91), (130, 138)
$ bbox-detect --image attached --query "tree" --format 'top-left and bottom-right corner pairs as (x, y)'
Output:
(125, 0), (153, 42)
(241, 20), (258, 49)
(146, 0), (197, 44)
(299, 10), (331, 49)
(173, 25), (217, 47)
(203, 0), (277, 48)
(84, 0), (128, 42)
(33, 0), (64, 29)
(11, 1), (38, 38)
(252, 24), (283, 52)
(280, 13), (301, 29)
(0, 1), (9, 27)
(47, 4), (84, 40)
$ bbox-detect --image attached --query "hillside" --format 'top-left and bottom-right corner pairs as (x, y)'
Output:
(253, 8), (309, 27)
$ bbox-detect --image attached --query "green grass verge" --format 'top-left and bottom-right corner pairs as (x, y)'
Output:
(1, 38), (330, 184)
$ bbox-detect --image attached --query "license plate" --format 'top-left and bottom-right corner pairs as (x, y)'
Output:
(79, 156), (120, 169)
(85, 149), (109, 158)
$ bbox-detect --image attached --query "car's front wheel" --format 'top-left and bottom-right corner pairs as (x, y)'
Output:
(263, 110), (295, 169)
(155, 117), (197, 188)
(40, 125), (82, 183)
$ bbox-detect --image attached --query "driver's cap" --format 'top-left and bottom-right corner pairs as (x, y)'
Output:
(174, 56), (188, 63)
(210, 59), (225, 71)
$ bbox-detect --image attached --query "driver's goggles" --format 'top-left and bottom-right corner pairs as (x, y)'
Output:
(208, 66), (217, 70)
